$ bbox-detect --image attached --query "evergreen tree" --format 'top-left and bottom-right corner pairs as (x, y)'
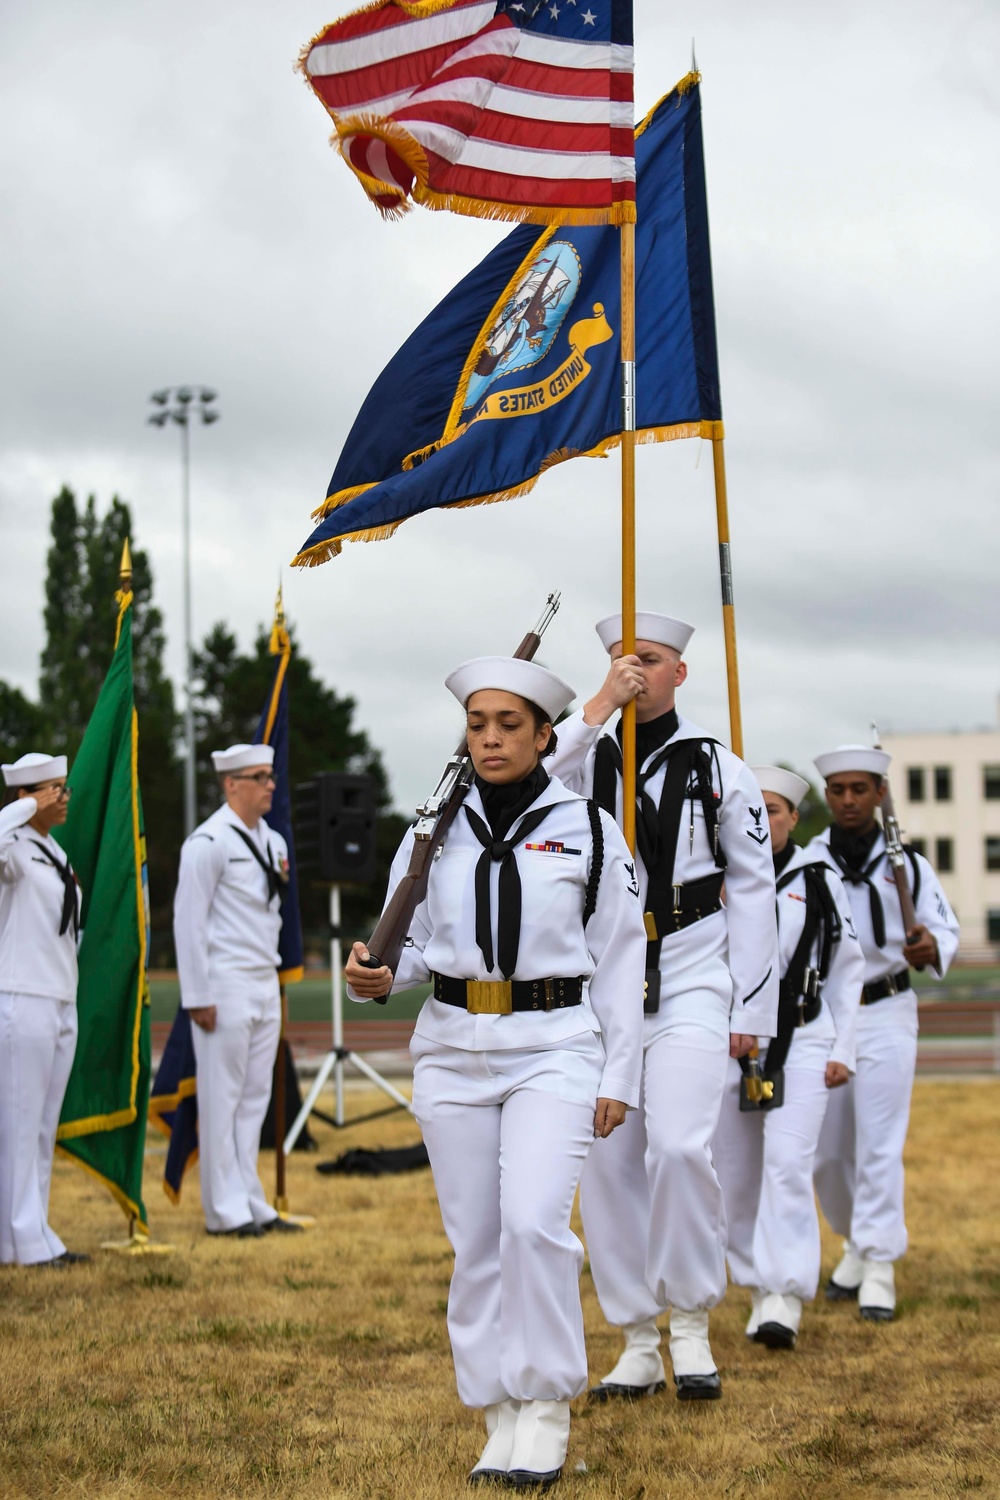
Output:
(0, 681), (47, 760)
(192, 622), (407, 948)
(38, 487), (182, 961)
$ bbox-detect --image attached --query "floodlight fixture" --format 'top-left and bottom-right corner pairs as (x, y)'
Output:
(145, 383), (222, 836)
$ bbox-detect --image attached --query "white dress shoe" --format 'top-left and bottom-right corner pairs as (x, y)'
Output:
(668, 1308), (721, 1400)
(507, 1399), (570, 1491)
(826, 1241), (864, 1301)
(859, 1260), (896, 1322)
(589, 1317), (666, 1400)
(755, 1292), (802, 1350)
(469, 1398), (520, 1486)
(745, 1289), (765, 1339)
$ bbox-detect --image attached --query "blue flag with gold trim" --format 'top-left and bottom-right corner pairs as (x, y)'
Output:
(293, 75), (721, 567)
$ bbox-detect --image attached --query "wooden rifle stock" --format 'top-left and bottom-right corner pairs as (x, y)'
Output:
(361, 592), (561, 999)
(872, 724), (920, 949)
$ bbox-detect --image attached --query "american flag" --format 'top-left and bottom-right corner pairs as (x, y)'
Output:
(301, 0), (635, 225)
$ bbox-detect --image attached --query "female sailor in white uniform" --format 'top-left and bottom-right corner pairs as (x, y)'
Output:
(346, 657), (646, 1491)
(0, 752), (86, 1266)
(713, 767), (863, 1348)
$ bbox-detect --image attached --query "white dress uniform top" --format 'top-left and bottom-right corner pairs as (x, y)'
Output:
(808, 816), (959, 1281)
(713, 795), (864, 1343)
(350, 656), (645, 1483)
(0, 754), (80, 1265)
(174, 762), (287, 1233)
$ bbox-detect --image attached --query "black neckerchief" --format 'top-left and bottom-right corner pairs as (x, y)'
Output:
(465, 765), (558, 978)
(829, 823), (886, 945)
(773, 839), (798, 877)
(29, 838), (79, 937)
(229, 823), (285, 904)
(829, 824), (881, 870)
(475, 762), (550, 839)
(616, 707), (679, 766)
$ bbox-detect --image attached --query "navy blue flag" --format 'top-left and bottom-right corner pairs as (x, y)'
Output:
(149, 596), (304, 1201)
(293, 74), (720, 567)
(147, 1009), (198, 1203)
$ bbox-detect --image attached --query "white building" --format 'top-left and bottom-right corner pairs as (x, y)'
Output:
(882, 710), (1000, 962)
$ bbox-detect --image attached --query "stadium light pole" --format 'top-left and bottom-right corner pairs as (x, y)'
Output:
(148, 385), (220, 837)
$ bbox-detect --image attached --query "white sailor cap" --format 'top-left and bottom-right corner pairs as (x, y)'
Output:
(211, 743), (276, 774)
(813, 745), (891, 781)
(445, 657), (575, 723)
(752, 765), (810, 810)
(595, 612), (695, 655)
(2, 752), (68, 787)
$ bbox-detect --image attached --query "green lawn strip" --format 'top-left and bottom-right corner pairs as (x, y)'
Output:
(148, 977), (430, 1023)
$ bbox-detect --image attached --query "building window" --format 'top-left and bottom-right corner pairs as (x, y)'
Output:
(988, 910), (1000, 945)
(934, 766), (952, 802)
(986, 838), (1000, 872)
(935, 838), (953, 873)
(907, 767), (925, 802)
(984, 765), (1000, 801)
(909, 837), (926, 858)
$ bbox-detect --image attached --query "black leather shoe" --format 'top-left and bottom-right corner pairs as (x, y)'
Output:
(754, 1322), (796, 1351)
(261, 1216), (304, 1234)
(859, 1305), (894, 1323)
(674, 1373), (722, 1401)
(588, 1379), (666, 1403)
(467, 1470), (507, 1488)
(825, 1277), (859, 1302)
(42, 1251), (91, 1266)
(507, 1468), (562, 1491)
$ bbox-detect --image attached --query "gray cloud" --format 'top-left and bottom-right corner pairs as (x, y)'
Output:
(1, 0), (998, 816)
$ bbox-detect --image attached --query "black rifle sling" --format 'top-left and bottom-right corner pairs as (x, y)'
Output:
(764, 862), (841, 1078)
(230, 825), (285, 905)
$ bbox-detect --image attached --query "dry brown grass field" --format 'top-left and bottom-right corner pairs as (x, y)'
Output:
(1, 1078), (998, 1500)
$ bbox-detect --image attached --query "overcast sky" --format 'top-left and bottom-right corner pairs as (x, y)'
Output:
(1, 0), (998, 815)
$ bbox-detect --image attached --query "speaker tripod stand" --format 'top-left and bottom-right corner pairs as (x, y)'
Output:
(284, 884), (413, 1152)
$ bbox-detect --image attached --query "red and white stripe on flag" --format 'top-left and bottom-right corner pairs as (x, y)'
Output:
(300, 0), (635, 225)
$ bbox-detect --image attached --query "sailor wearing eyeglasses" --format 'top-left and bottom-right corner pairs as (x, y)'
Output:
(0, 752), (88, 1266)
(173, 743), (297, 1236)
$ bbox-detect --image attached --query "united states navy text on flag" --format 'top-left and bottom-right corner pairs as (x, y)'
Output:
(293, 75), (720, 567)
(301, 0), (635, 224)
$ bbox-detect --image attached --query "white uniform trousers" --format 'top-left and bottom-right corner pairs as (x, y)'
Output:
(0, 991), (78, 1264)
(814, 991), (918, 1264)
(411, 1032), (604, 1409)
(713, 1027), (835, 1300)
(580, 992), (731, 1323)
(190, 983), (280, 1233)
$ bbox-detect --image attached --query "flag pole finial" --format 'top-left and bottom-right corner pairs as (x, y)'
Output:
(269, 578), (289, 657)
(119, 538), (133, 590)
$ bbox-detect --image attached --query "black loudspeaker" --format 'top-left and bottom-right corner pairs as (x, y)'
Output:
(295, 773), (377, 884)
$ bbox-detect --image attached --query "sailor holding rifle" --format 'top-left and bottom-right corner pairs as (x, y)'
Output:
(0, 752), (88, 1266)
(808, 744), (958, 1322)
(346, 655), (646, 1492)
(173, 743), (301, 1238)
(547, 612), (778, 1401)
(713, 766), (864, 1350)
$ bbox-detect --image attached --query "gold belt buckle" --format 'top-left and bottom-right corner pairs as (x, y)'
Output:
(466, 980), (513, 1015)
(643, 911), (659, 942)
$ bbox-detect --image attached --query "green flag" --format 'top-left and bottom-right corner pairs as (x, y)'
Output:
(54, 581), (151, 1231)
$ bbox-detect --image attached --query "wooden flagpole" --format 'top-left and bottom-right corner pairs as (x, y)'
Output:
(710, 431), (744, 757)
(620, 220), (637, 849)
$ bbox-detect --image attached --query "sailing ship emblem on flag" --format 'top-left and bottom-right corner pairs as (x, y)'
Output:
(464, 242), (582, 412)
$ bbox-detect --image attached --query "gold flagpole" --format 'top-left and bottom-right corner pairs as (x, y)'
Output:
(620, 220), (637, 850)
(710, 430), (744, 757)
